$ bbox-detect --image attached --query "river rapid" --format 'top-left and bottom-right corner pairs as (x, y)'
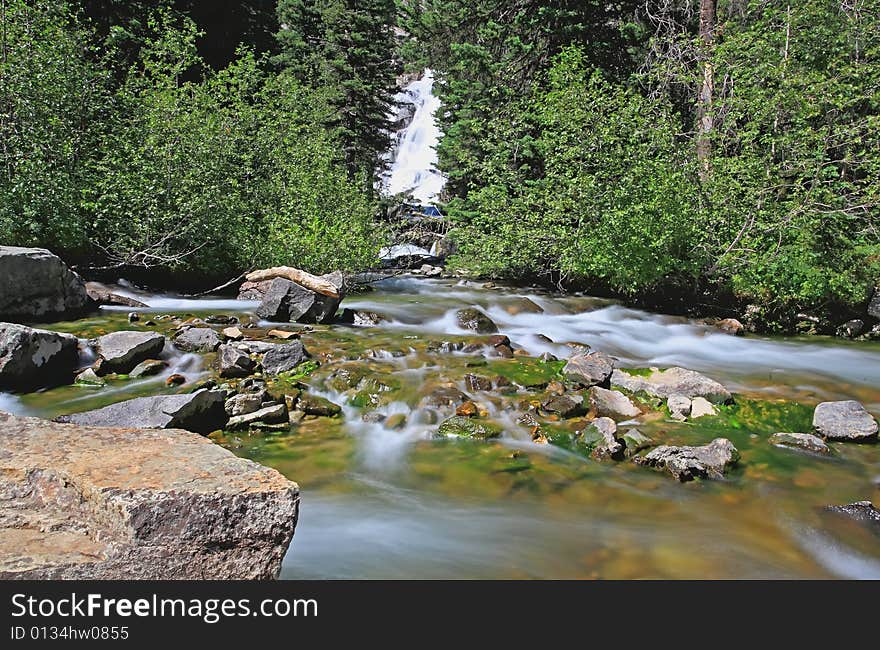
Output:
(3, 276), (879, 579)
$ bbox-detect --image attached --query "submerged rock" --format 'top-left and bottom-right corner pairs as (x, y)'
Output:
(94, 331), (166, 375)
(256, 276), (342, 324)
(634, 438), (740, 482)
(0, 323), (80, 391)
(563, 351), (615, 388)
(296, 393), (342, 417)
(339, 308), (387, 326)
(217, 344), (256, 378)
(261, 341), (310, 376)
(813, 400), (878, 442)
(769, 432), (831, 455)
(438, 415), (502, 439)
(455, 308), (498, 334)
(611, 367), (732, 404)
(56, 389), (227, 434)
(0, 411), (297, 579)
(0, 246), (92, 322)
(172, 327), (222, 352)
(421, 386), (471, 408)
(589, 387), (641, 420)
(129, 359), (168, 378)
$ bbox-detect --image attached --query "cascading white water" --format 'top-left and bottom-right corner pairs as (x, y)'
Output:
(382, 69), (446, 204)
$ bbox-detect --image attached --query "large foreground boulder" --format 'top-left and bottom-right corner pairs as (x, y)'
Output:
(0, 246), (92, 322)
(634, 438), (740, 481)
(0, 323), (80, 391)
(611, 367), (732, 404)
(94, 331), (166, 375)
(0, 412), (298, 579)
(56, 389), (227, 434)
(812, 400), (878, 442)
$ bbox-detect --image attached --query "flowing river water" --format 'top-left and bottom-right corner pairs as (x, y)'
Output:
(2, 276), (879, 579)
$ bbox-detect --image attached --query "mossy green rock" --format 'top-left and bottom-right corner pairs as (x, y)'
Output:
(438, 416), (502, 439)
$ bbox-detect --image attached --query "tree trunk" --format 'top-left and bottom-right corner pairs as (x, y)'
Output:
(245, 267), (342, 298)
(696, 0), (716, 176)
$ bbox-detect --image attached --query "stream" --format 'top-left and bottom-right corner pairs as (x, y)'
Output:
(3, 276), (879, 579)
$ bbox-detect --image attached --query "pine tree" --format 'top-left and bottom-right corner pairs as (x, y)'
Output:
(276, 0), (400, 184)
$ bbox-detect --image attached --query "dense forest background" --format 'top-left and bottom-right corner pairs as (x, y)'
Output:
(1, 0), (878, 331)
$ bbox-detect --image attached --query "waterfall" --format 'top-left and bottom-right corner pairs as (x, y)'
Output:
(381, 69), (446, 205)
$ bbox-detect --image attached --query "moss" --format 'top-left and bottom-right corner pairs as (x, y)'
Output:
(437, 416), (503, 439)
(487, 358), (565, 389)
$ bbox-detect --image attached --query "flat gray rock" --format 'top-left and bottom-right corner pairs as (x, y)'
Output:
(56, 389), (227, 434)
(261, 341), (309, 376)
(634, 438), (740, 481)
(813, 400), (878, 442)
(0, 411), (297, 579)
(612, 367), (732, 404)
(589, 387), (640, 420)
(172, 327), (222, 352)
(564, 351), (615, 387)
(95, 331), (166, 375)
(0, 323), (80, 391)
(769, 432), (831, 455)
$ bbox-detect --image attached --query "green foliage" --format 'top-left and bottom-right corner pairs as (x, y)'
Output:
(276, 0), (400, 181)
(449, 48), (703, 292)
(0, 0), (110, 255)
(414, 0), (880, 329)
(1, 1), (380, 280)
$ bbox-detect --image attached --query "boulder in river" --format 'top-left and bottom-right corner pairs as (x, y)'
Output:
(256, 275), (342, 324)
(0, 411), (297, 579)
(438, 415), (502, 439)
(589, 387), (641, 420)
(225, 390), (268, 417)
(217, 344), (256, 378)
(714, 318), (744, 336)
(578, 417), (624, 460)
(563, 351), (615, 388)
(812, 400), (878, 442)
(129, 359), (168, 378)
(0, 323), (80, 391)
(261, 341), (310, 376)
(667, 393), (692, 421)
(455, 308), (498, 334)
(0, 246), (92, 322)
(611, 367), (732, 404)
(172, 327), (222, 352)
(769, 432), (831, 455)
(56, 389), (227, 434)
(94, 331), (166, 375)
(634, 438), (740, 481)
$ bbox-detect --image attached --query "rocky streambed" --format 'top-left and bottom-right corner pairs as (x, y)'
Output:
(1, 248), (879, 578)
